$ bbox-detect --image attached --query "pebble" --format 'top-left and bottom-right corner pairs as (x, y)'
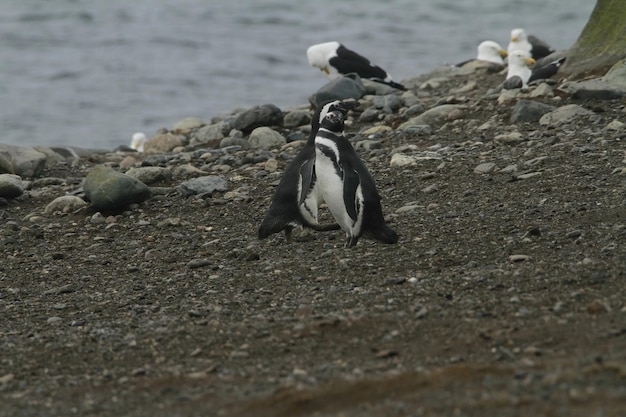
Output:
(187, 258), (212, 269)
(474, 162), (496, 174)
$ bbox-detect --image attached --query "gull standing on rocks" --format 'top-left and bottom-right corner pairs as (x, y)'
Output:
(507, 28), (555, 60)
(307, 41), (407, 90)
(130, 132), (147, 152)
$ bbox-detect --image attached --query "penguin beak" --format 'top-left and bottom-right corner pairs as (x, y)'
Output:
(525, 57), (536, 66)
(499, 49), (508, 58)
(511, 36), (518, 42)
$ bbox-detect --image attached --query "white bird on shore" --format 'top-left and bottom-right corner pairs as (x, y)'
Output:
(130, 132), (146, 152)
(476, 41), (508, 65)
(306, 41), (406, 90)
(503, 50), (536, 89)
(507, 28), (555, 60)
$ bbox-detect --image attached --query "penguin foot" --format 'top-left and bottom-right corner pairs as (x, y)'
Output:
(344, 235), (359, 248)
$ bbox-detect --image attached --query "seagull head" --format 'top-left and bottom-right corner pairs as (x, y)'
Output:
(307, 41), (341, 78)
(510, 28), (527, 43)
(477, 40), (508, 64)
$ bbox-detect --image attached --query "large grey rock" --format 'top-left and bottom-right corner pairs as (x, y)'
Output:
(372, 94), (403, 113)
(539, 104), (594, 127)
(0, 174), (24, 199)
(125, 167), (172, 185)
(44, 196), (88, 214)
(248, 127), (286, 149)
(144, 133), (184, 153)
(83, 165), (151, 210)
(510, 100), (557, 123)
(220, 137), (252, 149)
(232, 104), (283, 134)
(398, 104), (466, 130)
(177, 175), (229, 197)
(309, 74), (366, 109)
(0, 153), (14, 174)
(0, 145), (47, 177)
(602, 59), (626, 92)
(190, 122), (228, 148)
(283, 110), (311, 128)
(558, 79), (625, 100)
(173, 117), (206, 131)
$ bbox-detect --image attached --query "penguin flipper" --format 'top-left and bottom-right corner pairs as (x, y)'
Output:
(342, 169), (361, 222)
(298, 158), (315, 206)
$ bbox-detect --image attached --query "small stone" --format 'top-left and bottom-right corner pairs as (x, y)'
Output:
(47, 316), (63, 324)
(566, 229), (583, 239)
(402, 124), (432, 136)
(187, 258), (212, 269)
(587, 299), (610, 315)
(264, 158), (279, 172)
(509, 254), (531, 262)
(44, 196), (88, 214)
(474, 162), (496, 174)
(390, 154), (417, 168)
(605, 120), (625, 131)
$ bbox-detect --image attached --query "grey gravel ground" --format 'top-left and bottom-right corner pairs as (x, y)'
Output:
(1, 66), (626, 416)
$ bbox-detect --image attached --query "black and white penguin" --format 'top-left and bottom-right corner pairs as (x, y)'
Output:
(314, 111), (398, 248)
(307, 41), (407, 91)
(258, 99), (358, 241)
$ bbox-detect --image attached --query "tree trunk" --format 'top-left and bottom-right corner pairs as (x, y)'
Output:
(560, 0), (626, 78)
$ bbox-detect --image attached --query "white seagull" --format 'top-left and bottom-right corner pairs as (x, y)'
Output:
(503, 50), (536, 89)
(130, 132), (146, 152)
(307, 41), (406, 90)
(507, 28), (555, 60)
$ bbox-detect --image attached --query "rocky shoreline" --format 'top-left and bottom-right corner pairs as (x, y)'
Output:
(1, 58), (626, 416)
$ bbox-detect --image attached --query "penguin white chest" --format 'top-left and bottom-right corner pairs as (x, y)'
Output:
(314, 138), (364, 237)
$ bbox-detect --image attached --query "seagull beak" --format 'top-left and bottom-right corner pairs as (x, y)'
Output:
(322, 66), (330, 75)
(499, 49), (508, 58)
(511, 36), (518, 42)
(525, 57), (536, 66)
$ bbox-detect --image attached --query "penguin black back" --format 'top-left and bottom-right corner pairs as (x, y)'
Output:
(314, 111), (398, 248)
(257, 100), (358, 241)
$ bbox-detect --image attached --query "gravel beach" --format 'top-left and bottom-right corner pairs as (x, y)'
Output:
(1, 61), (626, 416)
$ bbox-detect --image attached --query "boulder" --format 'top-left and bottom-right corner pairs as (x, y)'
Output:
(83, 165), (151, 210)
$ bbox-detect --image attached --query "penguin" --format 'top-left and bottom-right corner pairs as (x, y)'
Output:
(307, 41), (407, 91)
(314, 110), (398, 248)
(258, 99), (359, 241)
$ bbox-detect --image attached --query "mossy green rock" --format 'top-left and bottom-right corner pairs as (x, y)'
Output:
(83, 165), (151, 210)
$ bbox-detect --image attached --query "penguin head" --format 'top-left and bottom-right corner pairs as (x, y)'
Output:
(320, 110), (345, 133)
(314, 99), (358, 128)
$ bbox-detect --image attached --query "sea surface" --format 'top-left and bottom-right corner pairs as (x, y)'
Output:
(1, 0), (595, 149)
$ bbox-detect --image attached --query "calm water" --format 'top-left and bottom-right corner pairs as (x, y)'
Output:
(0, 0), (595, 149)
